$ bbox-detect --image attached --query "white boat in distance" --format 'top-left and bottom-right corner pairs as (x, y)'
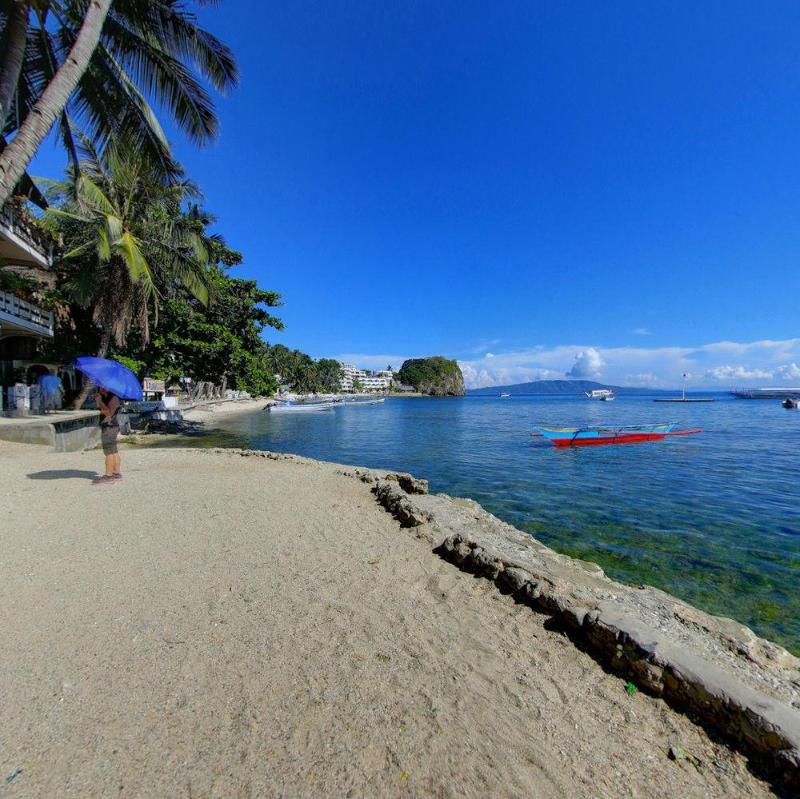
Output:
(586, 389), (615, 401)
(340, 397), (385, 406)
(268, 401), (335, 413)
(500, 392), (511, 398)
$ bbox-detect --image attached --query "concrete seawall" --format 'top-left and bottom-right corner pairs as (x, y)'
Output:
(0, 411), (100, 452)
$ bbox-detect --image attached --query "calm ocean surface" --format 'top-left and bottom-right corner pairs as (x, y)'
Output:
(155, 395), (800, 653)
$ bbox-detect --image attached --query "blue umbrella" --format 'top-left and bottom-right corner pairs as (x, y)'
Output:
(75, 356), (143, 401)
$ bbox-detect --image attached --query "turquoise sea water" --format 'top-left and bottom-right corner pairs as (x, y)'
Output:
(153, 395), (800, 653)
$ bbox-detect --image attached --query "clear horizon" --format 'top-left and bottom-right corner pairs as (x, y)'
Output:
(30, 2), (800, 389)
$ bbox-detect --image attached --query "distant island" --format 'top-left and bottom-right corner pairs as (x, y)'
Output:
(468, 379), (672, 396)
(398, 357), (465, 396)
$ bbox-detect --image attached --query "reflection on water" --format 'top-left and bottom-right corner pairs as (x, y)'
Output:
(148, 395), (800, 653)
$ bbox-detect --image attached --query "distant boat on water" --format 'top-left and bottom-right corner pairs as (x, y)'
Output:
(340, 397), (385, 406)
(499, 392), (511, 398)
(532, 422), (701, 447)
(586, 389), (615, 401)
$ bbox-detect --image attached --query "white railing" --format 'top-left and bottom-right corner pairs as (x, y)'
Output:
(0, 289), (54, 336)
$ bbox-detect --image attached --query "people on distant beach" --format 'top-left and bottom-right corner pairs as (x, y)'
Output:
(94, 389), (122, 485)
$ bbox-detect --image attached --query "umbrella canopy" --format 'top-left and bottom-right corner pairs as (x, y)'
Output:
(75, 356), (143, 401)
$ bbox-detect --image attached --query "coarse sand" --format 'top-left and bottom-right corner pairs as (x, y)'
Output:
(0, 442), (774, 798)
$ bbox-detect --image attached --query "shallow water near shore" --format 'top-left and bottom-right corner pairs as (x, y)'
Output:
(149, 395), (800, 653)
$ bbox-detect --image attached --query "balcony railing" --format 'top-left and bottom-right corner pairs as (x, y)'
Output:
(0, 289), (54, 337)
(0, 205), (54, 262)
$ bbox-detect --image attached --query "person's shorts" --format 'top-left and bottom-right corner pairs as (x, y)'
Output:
(101, 425), (120, 455)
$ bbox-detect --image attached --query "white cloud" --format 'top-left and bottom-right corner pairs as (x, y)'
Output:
(333, 338), (800, 390)
(776, 362), (800, 381)
(453, 337), (800, 389)
(633, 327), (651, 336)
(626, 372), (662, 386)
(566, 347), (605, 379)
(704, 365), (773, 381)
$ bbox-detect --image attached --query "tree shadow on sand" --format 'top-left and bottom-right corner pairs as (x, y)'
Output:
(27, 470), (98, 481)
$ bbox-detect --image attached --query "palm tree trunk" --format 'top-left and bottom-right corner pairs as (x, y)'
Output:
(0, 1), (30, 129)
(0, 0), (112, 206)
(69, 327), (111, 409)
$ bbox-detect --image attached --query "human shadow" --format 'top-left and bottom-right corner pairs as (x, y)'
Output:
(27, 469), (98, 481)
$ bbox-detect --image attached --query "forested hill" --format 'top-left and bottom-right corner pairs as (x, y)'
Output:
(468, 380), (669, 396)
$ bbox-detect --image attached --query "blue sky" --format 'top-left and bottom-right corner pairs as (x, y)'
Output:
(32, 1), (800, 387)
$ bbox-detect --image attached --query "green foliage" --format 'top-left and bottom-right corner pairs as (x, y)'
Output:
(5, 1), (238, 178)
(45, 142), (215, 351)
(0, 266), (40, 298)
(398, 356), (465, 396)
(121, 265), (283, 396)
(317, 359), (344, 392)
(265, 346), (342, 394)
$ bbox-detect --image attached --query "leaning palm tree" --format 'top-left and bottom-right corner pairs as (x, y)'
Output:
(0, 0), (237, 204)
(44, 139), (214, 407)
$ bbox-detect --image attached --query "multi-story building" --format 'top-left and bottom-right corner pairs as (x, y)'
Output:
(339, 364), (393, 393)
(0, 200), (56, 393)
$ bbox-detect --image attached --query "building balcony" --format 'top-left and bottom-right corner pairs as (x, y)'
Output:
(0, 204), (54, 269)
(0, 290), (54, 338)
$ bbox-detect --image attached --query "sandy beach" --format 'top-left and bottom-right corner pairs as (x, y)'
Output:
(0, 441), (779, 798)
(180, 398), (270, 423)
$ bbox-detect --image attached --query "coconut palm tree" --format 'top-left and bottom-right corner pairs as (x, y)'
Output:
(44, 138), (214, 406)
(0, 0), (237, 205)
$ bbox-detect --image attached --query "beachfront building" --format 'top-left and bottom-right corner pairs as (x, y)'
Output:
(339, 364), (393, 393)
(0, 199), (56, 407)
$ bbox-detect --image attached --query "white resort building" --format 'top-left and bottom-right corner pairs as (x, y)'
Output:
(339, 364), (393, 393)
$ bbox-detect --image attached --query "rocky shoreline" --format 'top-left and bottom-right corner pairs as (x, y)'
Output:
(232, 448), (800, 790)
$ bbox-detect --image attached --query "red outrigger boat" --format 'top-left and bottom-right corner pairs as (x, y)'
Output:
(532, 422), (701, 447)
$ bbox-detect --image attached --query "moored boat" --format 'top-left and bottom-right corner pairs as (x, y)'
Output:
(340, 397), (385, 406)
(585, 389), (615, 400)
(532, 422), (700, 447)
(499, 392), (511, 398)
(268, 401), (335, 413)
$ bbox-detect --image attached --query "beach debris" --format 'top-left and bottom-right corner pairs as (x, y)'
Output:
(5, 768), (22, 784)
(668, 745), (703, 771)
(625, 681), (637, 696)
(367, 559), (380, 565)
(399, 771), (409, 783)
(375, 653), (391, 663)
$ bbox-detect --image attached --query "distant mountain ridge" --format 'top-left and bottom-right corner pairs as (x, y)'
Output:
(468, 379), (671, 396)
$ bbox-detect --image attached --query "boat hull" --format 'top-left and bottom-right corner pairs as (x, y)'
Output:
(534, 423), (676, 447)
(268, 403), (334, 413)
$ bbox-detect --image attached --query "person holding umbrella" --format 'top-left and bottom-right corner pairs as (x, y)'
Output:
(74, 357), (143, 486)
(94, 389), (122, 484)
